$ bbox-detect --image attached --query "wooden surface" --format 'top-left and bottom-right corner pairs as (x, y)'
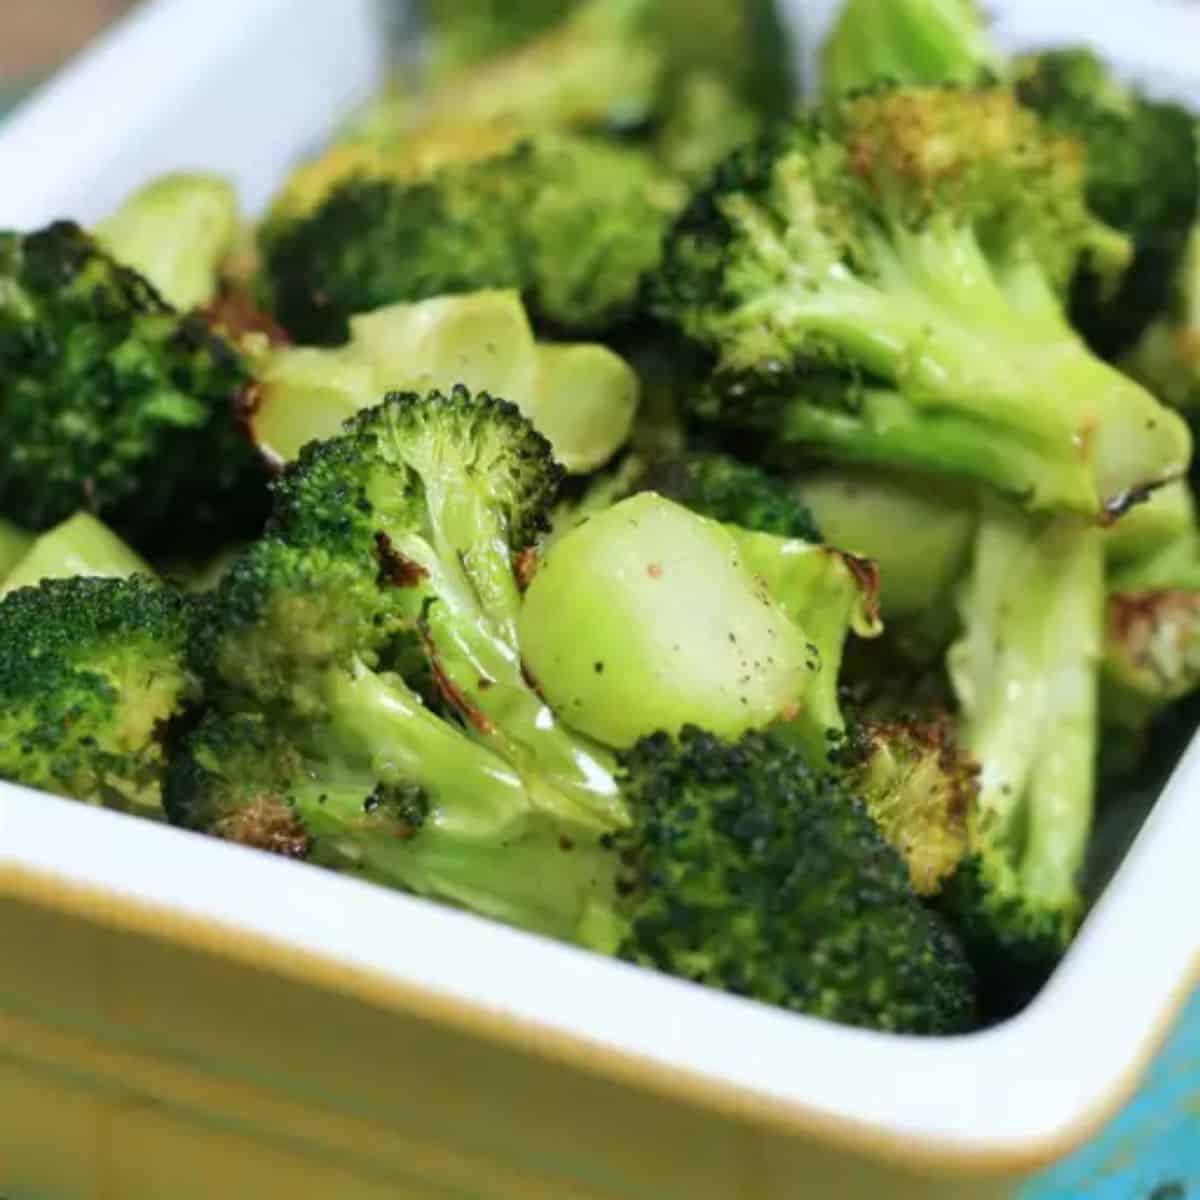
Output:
(0, 0), (134, 79)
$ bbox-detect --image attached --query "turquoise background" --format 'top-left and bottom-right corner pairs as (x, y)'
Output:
(1, 78), (1196, 1200)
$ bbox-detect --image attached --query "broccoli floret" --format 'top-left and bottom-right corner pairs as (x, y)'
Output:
(821, 0), (1004, 97)
(834, 709), (976, 898)
(248, 290), (640, 475)
(191, 385), (624, 829)
(0, 576), (199, 817)
(94, 172), (240, 313)
(648, 85), (1191, 519)
(942, 499), (1104, 1005)
(2, 512), (151, 594)
(518, 492), (879, 758)
(582, 727), (976, 1034)
(1123, 223), (1200, 414)
(1015, 50), (1200, 358)
(0, 222), (267, 548)
(261, 130), (684, 343)
(632, 452), (823, 542)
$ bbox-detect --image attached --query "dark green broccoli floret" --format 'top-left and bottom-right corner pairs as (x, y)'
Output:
(941, 499), (1104, 1009)
(648, 84), (1191, 519)
(0, 222), (266, 549)
(584, 726), (976, 1034)
(632, 452), (823, 542)
(1015, 49), (1200, 358)
(261, 131), (684, 344)
(0, 575), (199, 817)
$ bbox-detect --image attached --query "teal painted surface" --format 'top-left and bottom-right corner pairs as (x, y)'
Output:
(1025, 991), (1200, 1199)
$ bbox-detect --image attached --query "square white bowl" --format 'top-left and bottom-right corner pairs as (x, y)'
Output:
(0, 1), (1198, 1193)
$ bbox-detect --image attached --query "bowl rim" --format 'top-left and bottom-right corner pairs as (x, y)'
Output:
(0, 0), (1198, 1177)
(2, 725), (1197, 1176)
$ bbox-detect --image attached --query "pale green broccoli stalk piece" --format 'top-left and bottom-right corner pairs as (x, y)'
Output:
(943, 499), (1104, 1001)
(95, 172), (240, 312)
(2, 512), (151, 594)
(247, 290), (639, 474)
(649, 85), (1191, 519)
(821, 0), (1004, 96)
(794, 467), (976, 622)
(518, 492), (880, 758)
(0, 519), (33, 582)
(0, 576), (199, 818)
(422, 0), (576, 77)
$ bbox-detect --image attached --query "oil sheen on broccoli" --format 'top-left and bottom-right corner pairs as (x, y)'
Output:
(648, 84), (1191, 519)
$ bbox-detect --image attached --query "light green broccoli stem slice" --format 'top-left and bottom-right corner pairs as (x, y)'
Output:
(821, 0), (1005, 97)
(794, 467), (975, 620)
(250, 291), (638, 474)
(519, 493), (878, 760)
(95, 173), (240, 311)
(2, 512), (152, 594)
(297, 663), (617, 939)
(949, 499), (1103, 927)
(0, 519), (33, 582)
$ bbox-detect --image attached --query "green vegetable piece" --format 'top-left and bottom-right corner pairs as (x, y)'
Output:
(0, 576), (199, 818)
(582, 726), (976, 1034)
(519, 492), (873, 752)
(2, 512), (151, 593)
(795, 468), (975, 619)
(822, 0), (1003, 96)
(252, 291), (638, 473)
(649, 85), (1191, 518)
(944, 500), (1103, 1001)
(0, 221), (264, 546)
(0, 519), (33, 582)
(95, 172), (240, 312)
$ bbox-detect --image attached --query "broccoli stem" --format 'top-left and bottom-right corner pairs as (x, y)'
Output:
(950, 500), (1103, 916)
(722, 203), (1188, 513)
(324, 662), (532, 838)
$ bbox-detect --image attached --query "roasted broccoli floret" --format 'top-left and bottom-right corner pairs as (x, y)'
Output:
(261, 129), (684, 343)
(180, 384), (624, 833)
(1124, 223), (1200, 415)
(518, 492), (879, 758)
(648, 85), (1191, 519)
(0, 576), (199, 817)
(821, 0), (1004, 96)
(942, 499), (1104, 1004)
(581, 727), (976, 1033)
(0, 221), (266, 548)
(631, 452), (823, 542)
(1015, 49), (1200, 358)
